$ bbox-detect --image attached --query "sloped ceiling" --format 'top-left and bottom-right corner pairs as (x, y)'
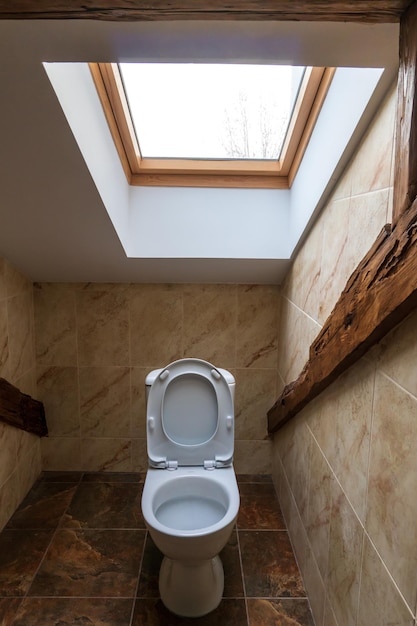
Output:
(0, 20), (398, 284)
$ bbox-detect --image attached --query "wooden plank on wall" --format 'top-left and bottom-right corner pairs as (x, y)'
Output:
(0, 378), (47, 437)
(268, 0), (417, 433)
(0, 0), (412, 21)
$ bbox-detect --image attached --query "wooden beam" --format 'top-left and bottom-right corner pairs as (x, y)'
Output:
(0, 0), (413, 22)
(268, 0), (417, 433)
(0, 378), (47, 437)
(393, 0), (417, 223)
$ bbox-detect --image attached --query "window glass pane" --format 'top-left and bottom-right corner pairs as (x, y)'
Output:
(119, 63), (305, 160)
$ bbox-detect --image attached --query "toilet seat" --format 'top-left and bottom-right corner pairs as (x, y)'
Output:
(146, 359), (234, 469)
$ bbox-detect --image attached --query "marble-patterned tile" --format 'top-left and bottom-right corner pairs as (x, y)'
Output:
(129, 284), (183, 367)
(0, 472), (21, 533)
(278, 297), (321, 384)
(15, 434), (42, 506)
(233, 440), (273, 475)
(306, 437), (333, 581)
(221, 531), (245, 598)
(182, 285), (237, 369)
(237, 483), (285, 530)
(0, 598), (22, 626)
(347, 188), (390, 272)
(247, 598), (314, 625)
(283, 217), (323, 324)
(41, 437), (81, 471)
(42, 471), (83, 483)
(234, 368), (276, 441)
(0, 257), (6, 300)
(131, 438), (149, 473)
(236, 285), (279, 369)
(6, 481), (76, 529)
(36, 366), (80, 437)
(76, 289), (129, 366)
(137, 534), (163, 598)
(349, 84), (396, 196)
(5, 261), (31, 299)
(366, 372), (417, 611)
(7, 291), (35, 382)
(309, 357), (374, 523)
(0, 300), (9, 379)
(240, 531), (305, 598)
(33, 284), (77, 366)
(13, 597), (134, 626)
(236, 474), (273, 484)
(375, 308), (417, 399)
(0, 529), (53, 596)
(79, 366), (130, 438)
(80, 438), (132, 472)
(0, 423), (17, 488)
(302, 545), (326, 626)
(132, 598), (248, 625)
(62, 481), (144, 529)
(82, 472), (144, 483)
(28, 528), (145, 597)
(357, 535), (414, 626)
(131, 366), (149, 438)
(326, 480), (363, 626)
(317, 196), (351, 325)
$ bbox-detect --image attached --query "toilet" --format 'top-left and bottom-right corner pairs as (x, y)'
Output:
(141, 358), (240, 618)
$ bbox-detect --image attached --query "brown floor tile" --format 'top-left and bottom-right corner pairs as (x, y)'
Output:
(82, 472), (145, 483)
(0, 598), (23, 626)
(240, 531), (306, 598)
(132, 598), (248, 625)
(28, 529), (145, 597)
(12, 597), (134, 626)
(137, 535), (163, 598)
(0, 530), (53, 597)
(62, 482), (145, 529)
(238, 484), (285, 530)
(221, 531), (245, 598)
(247, 598), (314, 625)
(6, 481), (77, 530)
(41, 471), (83, 483)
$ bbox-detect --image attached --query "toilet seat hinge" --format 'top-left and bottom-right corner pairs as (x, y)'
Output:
(204, 460), (216, 471)
(165, 460), (178, 470)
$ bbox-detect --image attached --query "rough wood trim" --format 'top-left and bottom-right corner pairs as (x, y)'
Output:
(0, 378), (47, 437)
(0, 1), (412, 21)
(392, 0), (417, 224)
(267, 0), (417, 433)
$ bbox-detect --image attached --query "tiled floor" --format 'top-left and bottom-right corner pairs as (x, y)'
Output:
(0, 472), (315, 626)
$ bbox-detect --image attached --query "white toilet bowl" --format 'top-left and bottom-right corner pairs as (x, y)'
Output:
(141, 358), (240, 617)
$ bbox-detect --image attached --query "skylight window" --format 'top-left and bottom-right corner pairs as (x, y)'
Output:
(90, 62), (334, 188)
(119, 63), (304, 161)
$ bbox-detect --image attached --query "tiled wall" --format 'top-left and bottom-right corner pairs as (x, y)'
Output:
(0, 258), (42, 531)
(272, 83), (417, 625)
(34, 283), (278, 474)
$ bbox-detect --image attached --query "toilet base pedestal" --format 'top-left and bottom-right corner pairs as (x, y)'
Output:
(159, 555), (224, 617)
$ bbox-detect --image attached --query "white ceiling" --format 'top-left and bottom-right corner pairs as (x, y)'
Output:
(0, 20), (399, 284)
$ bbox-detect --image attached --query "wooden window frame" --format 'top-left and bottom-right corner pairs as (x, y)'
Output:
(89, 62), (335, 189)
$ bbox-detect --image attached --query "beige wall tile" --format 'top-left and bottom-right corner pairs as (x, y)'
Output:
(183, 284), (237, 368)
(366, 372), (417, 610)
(0, 300), (9, 379)
(130, 284), (182, 367)
(357, 535), (414, 626)
(76, 289), (130, 366)
(80, 438), (132, 472)
(327, 481), (363, 626)
(34, 284), (77, 366)
(347, 188), (390, 271)
(7, 292), (35, 383)
(376, 308), (417, 399)
(79, 366), (130, 438)
(37, 366), (80, 437)
(234, 368), (275, 440)
(236, 285), (279, 368)
(130, 367), (148, 438)
(233, 439), (272, 474)
(0, 422), (17, 488)
(41, 437), (81, 471)
(131, 437), (148, 472)
(0, 471), (20, 531)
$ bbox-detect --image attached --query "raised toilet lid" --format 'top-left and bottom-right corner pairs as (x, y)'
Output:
(146, 359), (235, 469)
